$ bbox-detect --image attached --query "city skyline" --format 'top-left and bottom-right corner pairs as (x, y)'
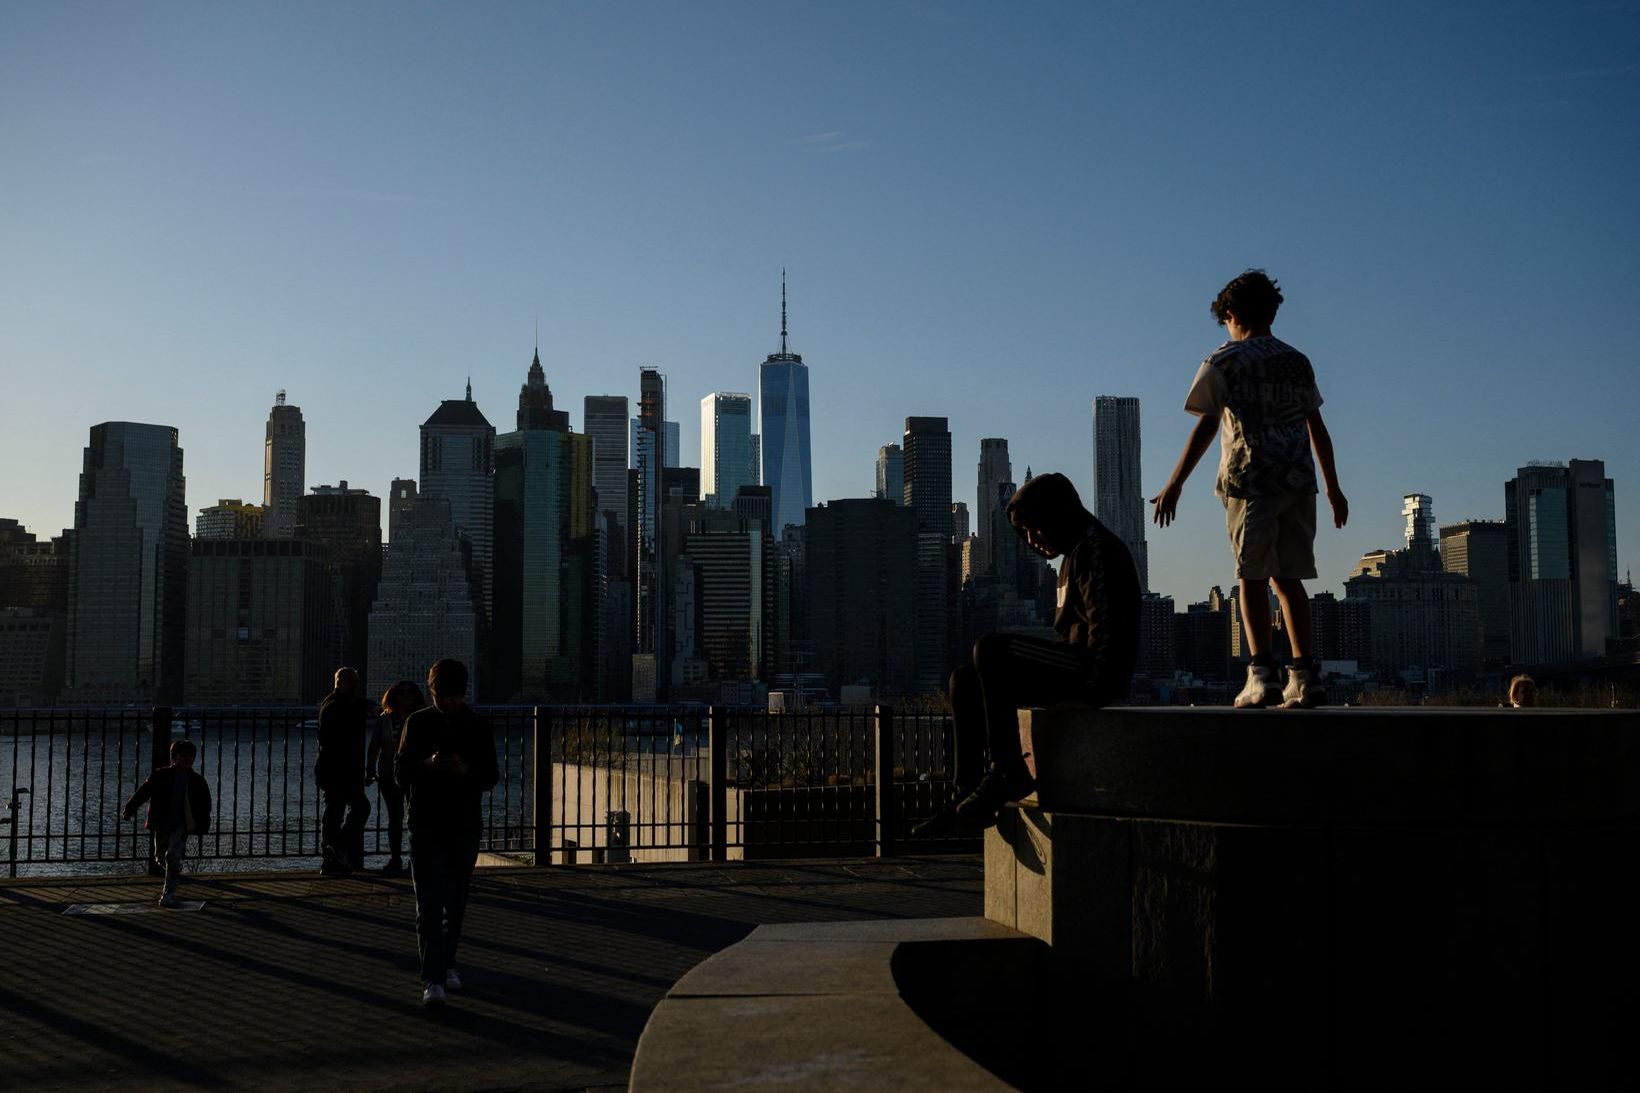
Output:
(3, 3), (1637, 600)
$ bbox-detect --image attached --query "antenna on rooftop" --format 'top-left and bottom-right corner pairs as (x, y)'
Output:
(276, 389), (286, 406)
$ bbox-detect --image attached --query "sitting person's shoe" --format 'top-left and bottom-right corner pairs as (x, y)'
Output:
(421, 983), (447, 1009)
(1281, 663), (1327, 709)
(1233, 662), (1283, 708)
(952, 764), (1036, 831)
(380, 858), (406, 878)
(444, 968), (463, 991)
(319, 855), (352, 877)
(156, 892), (178, 908)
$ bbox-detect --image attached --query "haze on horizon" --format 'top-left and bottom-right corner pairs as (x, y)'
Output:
(3, 1), (1636, 602)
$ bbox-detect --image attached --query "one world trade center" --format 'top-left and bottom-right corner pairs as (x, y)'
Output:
(759, 272), (812, 535)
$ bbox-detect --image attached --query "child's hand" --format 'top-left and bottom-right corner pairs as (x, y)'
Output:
(1151, 481), (1182, 527)
(1327, 489), (1349, 529)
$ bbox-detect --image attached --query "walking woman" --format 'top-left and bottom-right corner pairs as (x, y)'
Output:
(369, 680), (424, 876)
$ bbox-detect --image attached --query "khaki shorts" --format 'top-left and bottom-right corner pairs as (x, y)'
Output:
(1225, 494), (1317, 580)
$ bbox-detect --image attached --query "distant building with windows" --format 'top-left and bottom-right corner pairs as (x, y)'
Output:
(805, 499), (918, 699)
(1093, 396), (1148, 592)
(875, 444), (904, 505)
(297, 481), (382, 684)
(263, 391), (304, 540)
(760, 275), (812, 535)
(185, 538), (332, 704)
(196, 498), (264, 540)
(367, 495), (477, 700)
(1439, 519), (1510, 666)
(701, 392), (757, 508)
(1505, 460), (1618, 664)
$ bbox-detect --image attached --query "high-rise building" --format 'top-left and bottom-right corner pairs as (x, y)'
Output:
(679, 494), (775, 683)
(1311, 591), (1373, 665)
(1505, 460), (1619, 664)
(805, 498), (918, 698)
(974, 438), (1012, 578)
(875, 444), (904, 505)
(584, 396), (630, 537)
(1093, 396), (1148, 592)
(366, 495), (477, 699)
(494, 354), (598, 701)
(197, 499), (264, 540)
(388, 478), (418, 542)
(1440, 519), (1510, 665)
(904, 416), (955, 693)
(263, 391), (305, 539)
(759, 274), (812, 535)
(65, 422), (188, 703)
(633, 368), (669, 698)
(420, 382), (495, 627)
(1137, 592), (1176, 679)
(664, 420), (680, 469)
(701, 393), (757, 508)
(951, 502), (970, 543)
(185, 538), (332, 704)
(1345, 502), (1482, 678)
(0, 520), (69, 705)
(297, 481), (382, 682)
(1174, 587), (1232, 681)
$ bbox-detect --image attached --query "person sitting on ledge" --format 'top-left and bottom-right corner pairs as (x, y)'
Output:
(916, 471), (1141, 835)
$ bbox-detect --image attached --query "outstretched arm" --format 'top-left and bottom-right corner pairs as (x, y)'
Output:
(1306, 409), (1348, 528)
(1152, 413), (1219, 527)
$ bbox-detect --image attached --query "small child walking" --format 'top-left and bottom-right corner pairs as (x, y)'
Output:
(123, 739), (212, 907)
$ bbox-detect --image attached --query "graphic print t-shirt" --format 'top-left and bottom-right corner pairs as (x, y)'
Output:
(1183, 336), (1323, 498)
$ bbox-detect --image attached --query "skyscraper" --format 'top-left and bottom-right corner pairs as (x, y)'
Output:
(759, 273), (812, 535)
(263, 391), (305, 540)
(367, 495), (477, 699)
(65, 422), (188, 703)
(185, 538), (332, 704)
(875, 444), (903, 505)
(195, 499), (264, 539)
(1093, 396), (1147, 592)
(903, 416), (955, 693)
(1403, 493), (1437, 553)
(585, 395), (631, 700)
(633, 368), (668, 698)
(297, 481), (382, 683)
(388, 478), (418, 542)
(584, 395), (630, 535)
(805, 498), (918, 698)
(420, 382), (495, 626)
(1505, 459), (1618, 663)
(495, 353), (597, 700)
(974, 438), (1012, 578)
(1440, 519), (1510, 665)
(701, 392), (756, 508)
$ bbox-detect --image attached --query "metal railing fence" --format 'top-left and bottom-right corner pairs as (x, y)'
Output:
(0, 705), (969, 876)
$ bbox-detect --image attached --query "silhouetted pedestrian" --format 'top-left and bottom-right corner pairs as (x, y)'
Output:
(122, 739), (212, 907)
(1153, 269), (1348, 709)
(368, 680), (425, 877)
(916, 472), (1141, 834)
(396, 658), (499, 1008)
(316, 666), (372, 875)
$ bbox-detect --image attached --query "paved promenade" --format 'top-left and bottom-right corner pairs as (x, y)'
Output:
(0, 856), (982, 1091)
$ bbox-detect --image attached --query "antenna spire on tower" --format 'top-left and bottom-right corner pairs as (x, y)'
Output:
(780, 269), (788, 355)
(466, 376), (473, 401)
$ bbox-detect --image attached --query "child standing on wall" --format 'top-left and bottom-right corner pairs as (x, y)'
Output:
(1152, 269), (1348, 708)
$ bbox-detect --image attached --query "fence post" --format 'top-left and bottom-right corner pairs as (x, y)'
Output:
(875, 705), (895, 858)
(708, 706), (728, 862)
(532, 706), (552, 865)
(151, 707), (173, 773)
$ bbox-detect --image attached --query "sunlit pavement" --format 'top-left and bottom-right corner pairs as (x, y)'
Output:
(0, 856), (981, 1091)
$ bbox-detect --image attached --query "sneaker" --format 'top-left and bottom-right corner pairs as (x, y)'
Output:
(157, 893), (178, 908)
(1281, 664), (1327, 709)
(444, 968), (463, 991)
(421, 983), (447, 1009)
(951, 764), (1037, 831)
(1233, 663), (1283, 708)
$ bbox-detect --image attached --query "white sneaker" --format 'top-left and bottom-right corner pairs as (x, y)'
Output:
(421, 983), (447, 1008)
(1281, 665), (1327, 709)
(1234, 663), (1282, 708)
(444, 968), (463, 991)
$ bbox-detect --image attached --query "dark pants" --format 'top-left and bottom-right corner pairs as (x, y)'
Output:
(377, 780), (405, 861)
(950, 633), (1116, 786)
(156, 829), (187, 898)
(410, 831), (480, 986)
(322, 784), (370, 867)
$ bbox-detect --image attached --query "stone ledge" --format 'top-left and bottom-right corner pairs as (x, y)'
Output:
(630, 917), (1062, 1091)
(1020, 705), (1640, 825)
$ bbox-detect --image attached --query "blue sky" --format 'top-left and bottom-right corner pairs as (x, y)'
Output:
(3, 1), (1637, 601)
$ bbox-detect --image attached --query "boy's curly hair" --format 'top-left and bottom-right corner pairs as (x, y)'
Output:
(1210, 269), (1284, 329)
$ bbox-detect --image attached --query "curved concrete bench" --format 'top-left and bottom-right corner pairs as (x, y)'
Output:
(629, 917), (1066, 1090)
(989, 705), (1640, 1090)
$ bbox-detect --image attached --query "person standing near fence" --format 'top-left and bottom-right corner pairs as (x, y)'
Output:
(396, 658), (499, 1008)
(122, 739), (211, 907)
(368, 680), (424, 877)
(315, 667), (372, 876)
